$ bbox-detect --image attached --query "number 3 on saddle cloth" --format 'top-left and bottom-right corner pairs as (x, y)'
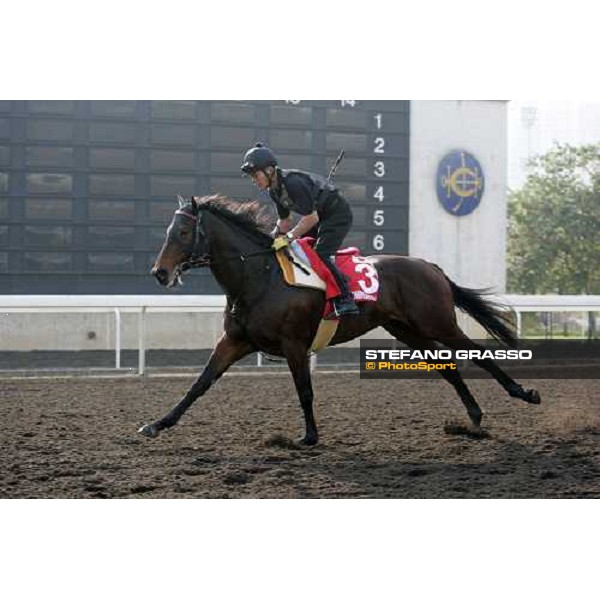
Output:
(274, 237), (380, 353)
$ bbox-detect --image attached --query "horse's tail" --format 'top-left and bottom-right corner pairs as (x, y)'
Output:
(446, 278), (518, 348)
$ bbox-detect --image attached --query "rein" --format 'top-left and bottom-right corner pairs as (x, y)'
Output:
(173, 206), (276, 313)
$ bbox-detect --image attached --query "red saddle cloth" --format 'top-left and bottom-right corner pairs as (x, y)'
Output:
(295, 238), (380, 316)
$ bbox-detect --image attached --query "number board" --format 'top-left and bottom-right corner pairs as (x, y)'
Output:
(218, 100), (410, 256)
(0, 100), (409, 295)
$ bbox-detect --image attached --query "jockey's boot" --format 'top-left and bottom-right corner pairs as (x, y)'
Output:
(322, 256), (360, 318)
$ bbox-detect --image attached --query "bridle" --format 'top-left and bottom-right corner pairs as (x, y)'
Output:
(169, 203), (310, 317)
(173, 209), (211, 276)
(172, 206), (275, 281)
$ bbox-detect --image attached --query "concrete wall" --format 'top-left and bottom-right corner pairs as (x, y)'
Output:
(0, 312), (225, 351)
(409, 100), (507, 290)
(0, 309), (395, 352)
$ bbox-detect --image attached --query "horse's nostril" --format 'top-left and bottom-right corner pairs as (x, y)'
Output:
(153, 267), (169, 285)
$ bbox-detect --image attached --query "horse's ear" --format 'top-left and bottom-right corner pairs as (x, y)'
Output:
(177, 194), (186, 208)
(190, 196), (199, 214)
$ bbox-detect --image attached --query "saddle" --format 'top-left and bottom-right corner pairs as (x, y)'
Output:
(274, 238), (380, 352)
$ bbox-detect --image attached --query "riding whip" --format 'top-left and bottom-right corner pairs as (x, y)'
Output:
(327, 149), (345, 182)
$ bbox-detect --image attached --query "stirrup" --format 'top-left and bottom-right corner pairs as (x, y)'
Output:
(327, 297), (360, 319)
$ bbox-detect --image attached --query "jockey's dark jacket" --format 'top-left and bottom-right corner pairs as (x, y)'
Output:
(269, 168), (347, 220)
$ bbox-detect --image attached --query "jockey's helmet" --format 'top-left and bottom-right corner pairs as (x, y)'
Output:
(241, 142), (278, 174)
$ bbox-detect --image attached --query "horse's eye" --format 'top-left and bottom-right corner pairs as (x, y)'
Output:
(180, 229), (191, 236)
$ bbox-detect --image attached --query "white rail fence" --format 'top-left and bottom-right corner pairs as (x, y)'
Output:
(1, 295), (226, 375)
(2, 294), (600, 375)
(499, 295), (600, 337)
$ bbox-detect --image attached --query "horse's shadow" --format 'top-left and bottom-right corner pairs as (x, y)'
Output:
(215, 427), (599, 498)
(298, 435), (600, 498)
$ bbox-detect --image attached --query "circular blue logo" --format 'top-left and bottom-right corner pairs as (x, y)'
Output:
(436, 150), (485, 216)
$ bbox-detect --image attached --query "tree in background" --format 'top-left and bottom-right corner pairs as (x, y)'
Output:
(507, 143), (600, 336)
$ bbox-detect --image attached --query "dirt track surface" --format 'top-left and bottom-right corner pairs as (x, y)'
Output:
(1, 373), (599, 498)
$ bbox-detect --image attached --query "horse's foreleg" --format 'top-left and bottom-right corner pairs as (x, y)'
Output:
(138, 334), (254, 438)
(284, 345), (318, 446)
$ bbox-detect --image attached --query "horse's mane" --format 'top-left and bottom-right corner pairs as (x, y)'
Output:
(194, 194), (272, 242)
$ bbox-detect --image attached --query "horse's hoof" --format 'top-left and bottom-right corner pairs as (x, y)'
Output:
(299, 435), (318, 446)
(469, 413), (483, 428)
(525, 389), (541, 405)
(138, 423), (159, 438)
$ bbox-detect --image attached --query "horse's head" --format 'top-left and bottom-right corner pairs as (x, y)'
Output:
(151, 195), (209, 288)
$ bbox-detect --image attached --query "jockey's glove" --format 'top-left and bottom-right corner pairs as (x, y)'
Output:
(271, 236), (289, 251)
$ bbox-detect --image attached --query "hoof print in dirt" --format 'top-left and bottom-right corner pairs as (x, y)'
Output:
(444, 422), (492, 439)
(407, 468), (429, 477)
(130, 485), (157, 494)
(223, 472), (252, 486)
(264, 434), (298, 449)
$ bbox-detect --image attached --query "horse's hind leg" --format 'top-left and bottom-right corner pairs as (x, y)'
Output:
(441, 332), (541, 405)
(383, 323), (484, 427)
(138, 333), (254, 438)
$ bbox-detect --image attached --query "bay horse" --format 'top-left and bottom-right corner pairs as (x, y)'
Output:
(140, 194), (540, 445)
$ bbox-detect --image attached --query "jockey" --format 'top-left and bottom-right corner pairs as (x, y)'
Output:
(241, 142), (359, 318)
